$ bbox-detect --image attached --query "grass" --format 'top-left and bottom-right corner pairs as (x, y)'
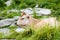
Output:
(16, 25), (60, 40)
(0, 0), (60, 40)
(0, 25), (60, 40)
(0, 12), (20, 20)
(0, 33), (3, 38)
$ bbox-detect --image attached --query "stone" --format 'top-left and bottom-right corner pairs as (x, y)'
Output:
(7, 9), (19, 13)
(20, 8), (51, 16)
(0, 16), (19, 27)
(13, 16), (19, 20)
(0, 28), (10, 36)
(34, 8), (51, 16)
(15, 28), (25, 32)
(20, 8), (33, 15)
(0, 19), (15, 27)
(5, 0), (12, 6)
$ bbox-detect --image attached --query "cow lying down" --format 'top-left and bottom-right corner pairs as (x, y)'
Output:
(15, 12), (58, 29)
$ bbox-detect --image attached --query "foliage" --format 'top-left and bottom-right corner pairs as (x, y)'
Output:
(0, 33), (3, 38)
(16, 25), (60, 40)
(0, 0), (60, 16)
(0, 25), (60, 40)
(0, 0), (60, 40)
(0, 12), (20, 19)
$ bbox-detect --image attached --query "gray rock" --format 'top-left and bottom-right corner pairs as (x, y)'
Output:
(15, 28), (25, 32)
(7, 9), (19, 13)
(20, 8), (51, 16)
(34, 8), (51, 16)
(20, 8), (33, 15)
(7, 8), (51, 16)
(0, 28), (10, 36)
(13, 16), (19, 20)
(0, 16), (19, 27)
(5, 0), (12, 6)
(0, 19), (15, 27)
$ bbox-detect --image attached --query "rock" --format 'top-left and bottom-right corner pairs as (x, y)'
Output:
(15, 28), (25, 32)
(20, 8), (33, 15)
(7, 8), (51, 16)
(0, 28), (10, 36)
(20, 8), (51, 16)
(7, 9), (19, 13)
(34, 8), (51, 16)
(0, 18), (15, 27)
(5, 0), (12, 6)
(13, 16), (19, 20)
(0, 16), (19, 27)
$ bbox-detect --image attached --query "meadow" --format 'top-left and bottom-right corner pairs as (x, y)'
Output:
(0, 0), (60, 40)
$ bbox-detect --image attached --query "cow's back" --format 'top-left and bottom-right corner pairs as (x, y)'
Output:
(34, 17), (58, 28)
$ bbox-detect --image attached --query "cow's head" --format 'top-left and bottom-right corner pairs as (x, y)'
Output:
(15, 12), (31, 27)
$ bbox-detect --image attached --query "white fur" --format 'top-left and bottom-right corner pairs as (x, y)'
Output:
(17, 15), (30, 26)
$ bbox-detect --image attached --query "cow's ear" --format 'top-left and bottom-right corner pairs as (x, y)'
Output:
(21, 12), (26, 16)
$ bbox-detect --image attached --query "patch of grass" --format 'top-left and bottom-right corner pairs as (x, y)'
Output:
(5, 31), (18, 38)
(0, 33), (3, 38)
(33, 11), (37, 18)
(16, 25), (60, 40)
(0, 24), (60, 40)
(5, 12), (20, 18)
(8, 26), (17, 30)
(0, 12), (20, 19)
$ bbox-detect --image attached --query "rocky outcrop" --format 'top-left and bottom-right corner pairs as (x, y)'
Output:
(20, 8), (51, 16)
(0, 16), (19, 27)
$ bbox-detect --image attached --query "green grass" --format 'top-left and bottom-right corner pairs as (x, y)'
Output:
(0, 0), (60, 40)
(0, 12), (20, 20)
(0, 33), (3, 38)
(16, 26), (60, 40)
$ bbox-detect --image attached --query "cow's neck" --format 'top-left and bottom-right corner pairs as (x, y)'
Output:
(29, 18), (39, 25)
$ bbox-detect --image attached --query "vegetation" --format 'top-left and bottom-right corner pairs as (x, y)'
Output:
(0, 0), (60, 19)
(0, 0), (60, 40)
(0, 25), (60, 40)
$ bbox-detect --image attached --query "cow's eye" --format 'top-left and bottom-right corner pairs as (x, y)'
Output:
(21, 18), (24, 20)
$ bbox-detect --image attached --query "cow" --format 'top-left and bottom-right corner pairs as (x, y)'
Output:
(15, 12), (58, 29)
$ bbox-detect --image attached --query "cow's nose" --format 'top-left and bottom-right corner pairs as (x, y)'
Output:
(15, 22), (17, 25)
(15, 22), (19, 26)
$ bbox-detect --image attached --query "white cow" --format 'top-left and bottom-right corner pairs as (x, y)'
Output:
(16, 12), (58, 28)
